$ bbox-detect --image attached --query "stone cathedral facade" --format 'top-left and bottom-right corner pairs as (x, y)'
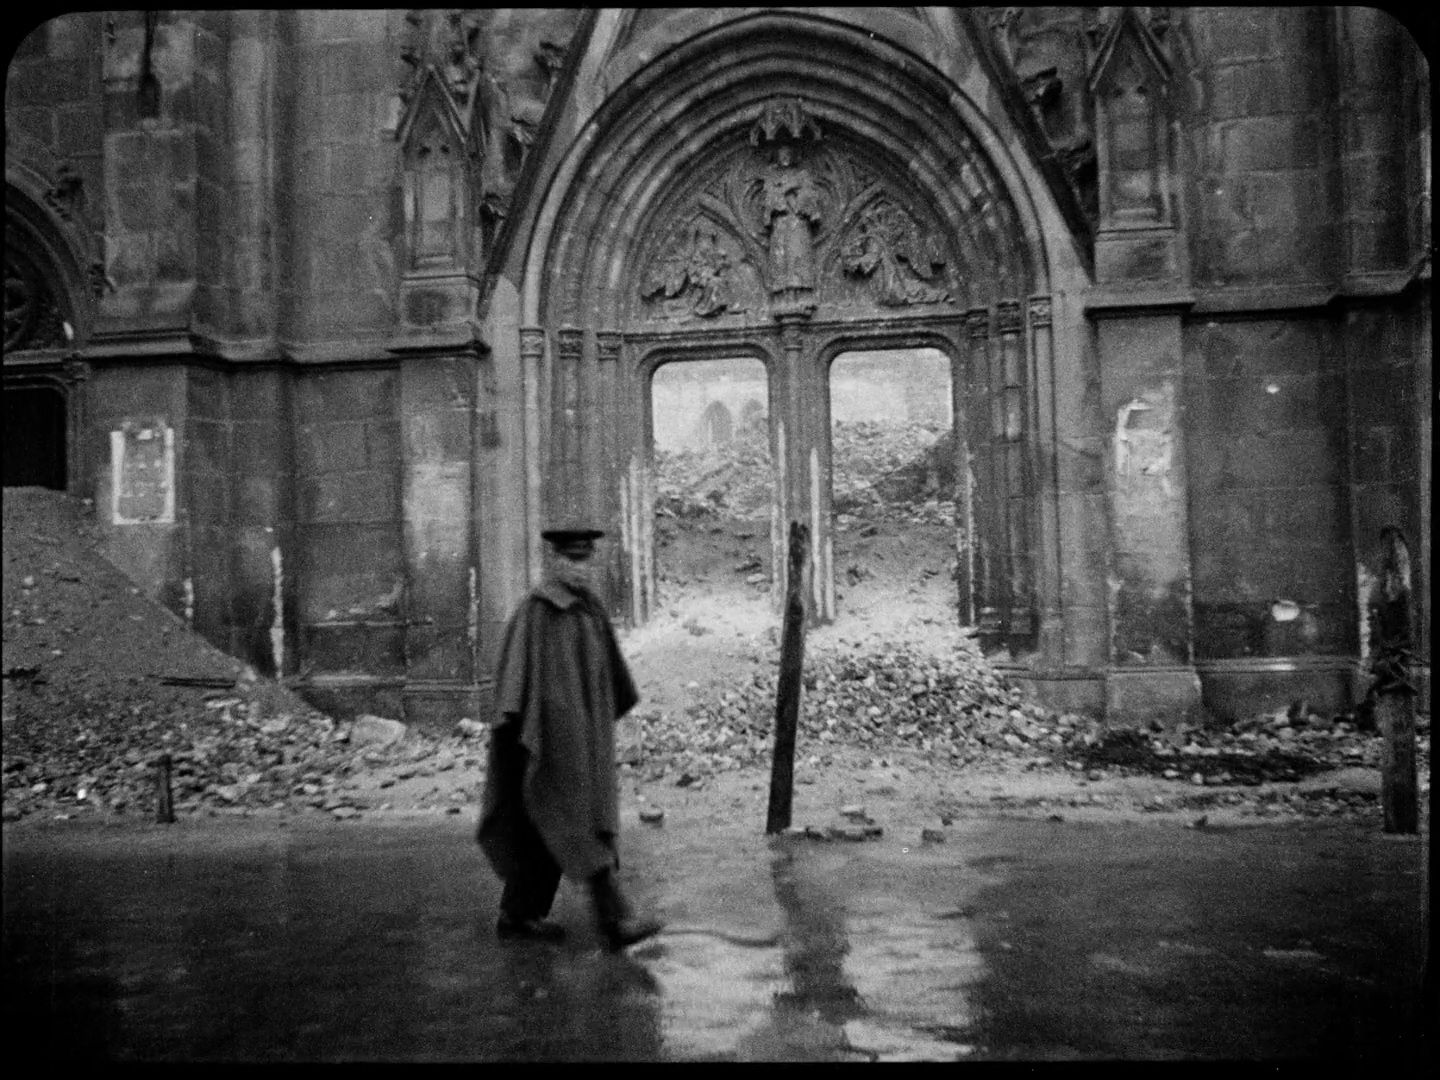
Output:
(4, 8), (1430, 729)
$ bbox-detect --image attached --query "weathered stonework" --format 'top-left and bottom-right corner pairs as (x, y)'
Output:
(4, 8), (1429, 729)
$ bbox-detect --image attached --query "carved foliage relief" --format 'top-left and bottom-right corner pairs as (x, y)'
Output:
(636, 102), (959, 322)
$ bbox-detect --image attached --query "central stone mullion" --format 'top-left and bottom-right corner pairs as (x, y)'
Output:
(771, 316), (830, 624)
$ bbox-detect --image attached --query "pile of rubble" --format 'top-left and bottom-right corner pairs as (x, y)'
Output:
(628, 636), (1071, 781)
(655, 418), (956, 527)
(624, 635), (1429, 808)
(655, 420), (771, 521)
(1, 488), (487, 823)
(832, 419), (955, 527)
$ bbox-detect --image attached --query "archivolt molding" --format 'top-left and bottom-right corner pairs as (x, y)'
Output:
(5, 143), (108, 350)
(530, 13), (1051, 332)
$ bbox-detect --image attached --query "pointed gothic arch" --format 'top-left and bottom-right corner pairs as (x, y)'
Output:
(4, 171), (98, 493)
(519, 10), (1082, 660)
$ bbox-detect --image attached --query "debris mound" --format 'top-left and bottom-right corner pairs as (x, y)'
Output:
(2, 488), (347, 821)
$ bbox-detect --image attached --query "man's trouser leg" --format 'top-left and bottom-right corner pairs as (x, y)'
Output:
(500, 811), (562, 922)
(590, 855), (661, 949)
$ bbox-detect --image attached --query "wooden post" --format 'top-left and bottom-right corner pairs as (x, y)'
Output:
(767, 521), (810, 834)
(1370, 527), (1418, 835)
(155, 753), (175, 824)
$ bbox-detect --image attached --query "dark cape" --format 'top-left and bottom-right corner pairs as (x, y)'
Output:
(477, 580), (639, 881)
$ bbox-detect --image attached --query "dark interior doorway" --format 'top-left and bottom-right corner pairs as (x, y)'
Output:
(3, 385), (67, 489)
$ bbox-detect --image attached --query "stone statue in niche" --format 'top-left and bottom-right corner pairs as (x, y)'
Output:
(840, 200), (950, 306)
(760, 144), (821, 298)
(641, 225), (739, 318)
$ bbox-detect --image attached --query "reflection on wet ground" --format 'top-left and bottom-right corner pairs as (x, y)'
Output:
(3, 816), (1427, 1062)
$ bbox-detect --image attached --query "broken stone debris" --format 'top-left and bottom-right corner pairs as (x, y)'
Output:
(349, 715), (408, 748)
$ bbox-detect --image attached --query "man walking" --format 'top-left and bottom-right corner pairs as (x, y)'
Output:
(477, 523), (663, 950)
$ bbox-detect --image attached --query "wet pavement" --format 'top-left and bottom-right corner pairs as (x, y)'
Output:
(3, 812), (1429, 1062)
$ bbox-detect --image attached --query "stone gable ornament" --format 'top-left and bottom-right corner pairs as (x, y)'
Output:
(395, 10), (491, 273)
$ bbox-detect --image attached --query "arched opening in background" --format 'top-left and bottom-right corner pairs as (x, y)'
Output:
(828, 347), (956, 627)
(650, 356), (772, 616)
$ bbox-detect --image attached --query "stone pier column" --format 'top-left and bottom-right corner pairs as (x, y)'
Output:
(554, 325), (584, 522)
(961, 308), (992, 629)
(595, 330), (626, 611)
(1091, 298), (1203, 725)
(773, 315), (829, 622)
(519, 326), (545, 584)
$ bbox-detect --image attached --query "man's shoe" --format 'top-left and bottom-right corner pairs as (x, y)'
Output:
(496, 915), (566, 942)
(603, 915), (664, 951)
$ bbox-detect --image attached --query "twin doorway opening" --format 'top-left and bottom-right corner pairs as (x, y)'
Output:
(648, 348), (958, 631)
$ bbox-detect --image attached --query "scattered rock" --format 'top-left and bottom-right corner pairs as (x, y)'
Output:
(639, 806), (666, 825)
(920, 827), (946, 844)
(350, 715), (407, 748)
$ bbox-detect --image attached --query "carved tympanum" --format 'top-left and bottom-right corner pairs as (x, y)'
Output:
(637, 98), (958, 320)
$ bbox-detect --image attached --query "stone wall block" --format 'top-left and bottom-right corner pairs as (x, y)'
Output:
(232, 421), (287, 478)
(54, 102), (104, 157)
(317, 41), (390, 97)
(300, 472), (400, 525)
(296, 422), (367, 474)
(1349, 365), (1413, 429)
(319, 93), (384, 144)
(403, 626), (472, 682)
(296, 369), (396, 421)
(295, 291), (396, 338)
(1056, 436), (1105, 494)
(309, 9), (390, 43)
(301, 625), (406, 676)
(1204, 9), (1276, 63)
(1062, 604), (1109, 670)
(1221, 115), (1323, 173)
(299, 523), (404, 621)
(184, 417), (231, 475)
(234, 474), (285, 526)
(1058, 492), (1108, 610)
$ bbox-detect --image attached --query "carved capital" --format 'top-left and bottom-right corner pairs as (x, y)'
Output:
(1028, 295), (1053, 329)
(556, 326), (583, 360)
(519, 326), (545, 363)
(62, 358), (91, 384)
(596, 331), (623, 362)
(996, 299), (1023, 335)
(966, 308), (991, 339)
